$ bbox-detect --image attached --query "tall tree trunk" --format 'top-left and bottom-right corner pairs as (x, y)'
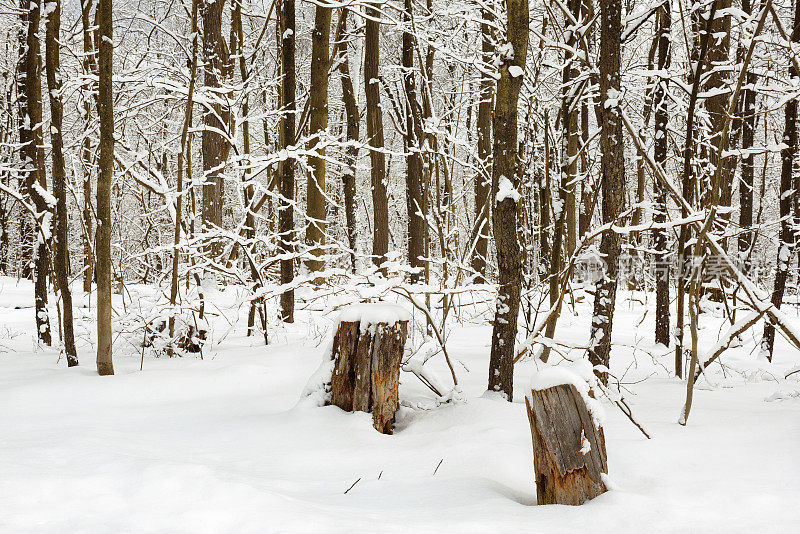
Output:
(200, 0), (231, 248)
(169, 0), (198, 347)
(279, 0), (296, 322)
(334, 9), (359, 273)
(588, 0), (624, 384)
(80, 0), (97, 294)
(364, 3), (389, 271)
(704, 0), (733, 212)
(562, 0), (581, 259)
(18, 0), (52, 346)
(307, 3), (331, 275)
(738, 0), (758, 270)
(472, 6), (493, 281)
(675, 0), (716, 378)
(653, 2), (671, 347)
(487, 0), (528, 400)
(403, 0), (426, 283)
(96, 0), (114, 375)
(762, 0), (799, 361)
(45, 0), (77, 366)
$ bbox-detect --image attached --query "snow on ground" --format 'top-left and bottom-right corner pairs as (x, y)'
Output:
(1, 276), (799, 533)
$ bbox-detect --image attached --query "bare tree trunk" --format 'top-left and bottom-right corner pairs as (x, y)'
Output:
(96, 0), (114, 375)
(279, 0), (295, 322)
(738, 0), (758, 270)
(762, 0), (799, 361)
(675, 0), (717, 378)
(18, 0), (52, 346)
(653, 2), (671, 347)
(403, 0), (426, 283)
(364, 3), (389, 271)
(307, 3), (331, 275)
(169, 0), (198, 347)
(200, 0), (231, 248)
(487, 0), (528, 400)
(588, 0), (624, 384)
(45, 0), (77, 366)
(472, 6), (493, 281)
(704, 0), (733, 214)
(80, 0), (97, 294)
(334, 10), (359, 273)
(562, 0), (581, 259)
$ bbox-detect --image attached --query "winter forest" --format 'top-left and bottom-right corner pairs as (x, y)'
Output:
(0, 0), (799, 530)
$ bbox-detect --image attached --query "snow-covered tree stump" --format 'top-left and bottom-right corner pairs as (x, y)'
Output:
(329, 304), (409, 434)
(525, 381), (608, 505)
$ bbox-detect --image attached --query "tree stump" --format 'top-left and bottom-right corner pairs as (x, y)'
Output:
(329, 304), (409, 434)
(525, 384), (608, 505)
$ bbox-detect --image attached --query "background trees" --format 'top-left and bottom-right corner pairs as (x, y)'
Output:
(0, 0), (796, 398)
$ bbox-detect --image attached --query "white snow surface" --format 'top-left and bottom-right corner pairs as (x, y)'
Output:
(0, 277), (799, 532)
(337, 302), (411, 328)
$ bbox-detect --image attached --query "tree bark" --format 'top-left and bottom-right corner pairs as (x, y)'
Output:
(280, 0), (296, 322)
(472, 6), (494, 281)
(96, 0), (114, 375)
(364, 2), (389, 271)
(403, 0), (426, 283)
(562, 0), (581, 259)
(653, 3), (671, 347)
(18, 0), (52, 346)
(762, 0), (799, 361)
(738, 0), (758, 270)
(45, 0), (78, 366)
(200, 0), (232, 247)
(588, 0), (625, 384)
(334, 9), (359, 273)
(525, 384), (608, 505)
(169, 0), (199, 348)
(80, 0), (97, 294)
(307, 3), (332, 275)
(329, 310), (408, 434)
(487, 0), (528, 400)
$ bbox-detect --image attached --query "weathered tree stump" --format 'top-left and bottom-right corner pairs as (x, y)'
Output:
(525, 383), (608, 505)
(329, 304), (409, 434)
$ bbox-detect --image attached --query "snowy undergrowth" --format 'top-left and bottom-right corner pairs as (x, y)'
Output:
(1, 277), (799, 532)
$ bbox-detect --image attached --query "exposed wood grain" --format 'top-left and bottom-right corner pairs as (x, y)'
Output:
(526, 384), (608, 505)
(371, 322), (407, 434)
(325, 311), (408, 434)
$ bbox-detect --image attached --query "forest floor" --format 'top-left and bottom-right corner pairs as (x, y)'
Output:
(1, 275), (799, 533)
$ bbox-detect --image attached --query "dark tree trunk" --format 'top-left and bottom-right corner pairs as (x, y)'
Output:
(675, 0), (717, 379)
(653, 3), (671, 348)
(562, 0), (581, 259)
(96, 0), (114, 375)
(334, 10), (359, 273)
(704, 0), (733, 213)
(762, 0), (799, 361)
(279, 0), (295, 322)
(18, 0), (52, 346)
(738, 0), (758, 269)
(45, 0), (78, 366)
(200, 0), (231, 245)
(80, 0), (97, 294)
(588, 0), (625, 384)
(403, 0), (426, 283)
(472, 7), (494, 281)
(487, 0), (528, 400)
(307, 3), (331, 275)
(364, 3), (389, 271)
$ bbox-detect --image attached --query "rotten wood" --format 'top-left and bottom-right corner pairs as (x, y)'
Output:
(525, 384), (608, 505)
